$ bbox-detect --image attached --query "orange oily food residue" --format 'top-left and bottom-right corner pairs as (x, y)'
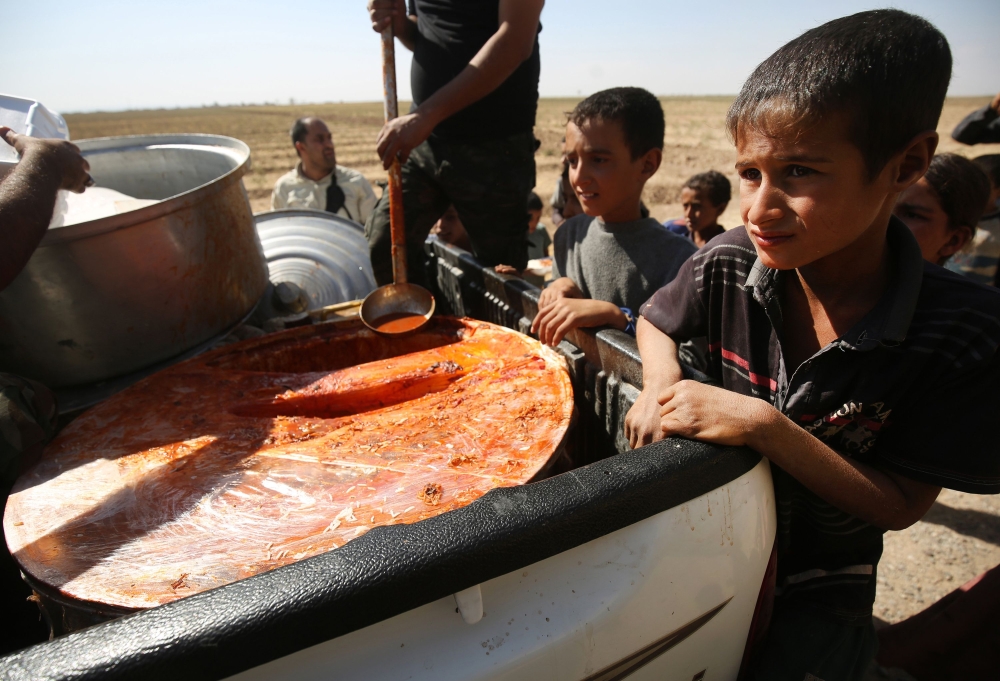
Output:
(3, 318), (573, 610)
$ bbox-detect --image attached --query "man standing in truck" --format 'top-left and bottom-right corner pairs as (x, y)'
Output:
(365, 0), (543, 287)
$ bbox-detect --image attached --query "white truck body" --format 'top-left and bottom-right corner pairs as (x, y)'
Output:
(231, 460), (775, 681)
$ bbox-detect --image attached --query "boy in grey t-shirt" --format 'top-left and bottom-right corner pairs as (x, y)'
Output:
(531, 88), (696, 346)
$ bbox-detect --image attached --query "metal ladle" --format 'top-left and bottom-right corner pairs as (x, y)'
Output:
(360, 25), (435, 335)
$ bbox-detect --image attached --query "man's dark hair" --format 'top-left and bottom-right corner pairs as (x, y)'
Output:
(924, 154), (991, 231)
(527, 191), (543, 212)
(570, 87), (664, 160)
(726, 9), (952, 179)
(290, 118), (311, 150)
(973, 154), (1000, 189)
(684, 171), (731, 207)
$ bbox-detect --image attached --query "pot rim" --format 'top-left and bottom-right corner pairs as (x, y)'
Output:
(40, 133), (252, 246)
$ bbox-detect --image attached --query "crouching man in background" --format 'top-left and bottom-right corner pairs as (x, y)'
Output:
(271, 117), (377, 226)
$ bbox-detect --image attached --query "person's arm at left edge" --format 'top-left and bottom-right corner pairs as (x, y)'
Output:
(653, 380), (940, 531)
(375, 0), (544, 169)
(0, 128), (91, 292)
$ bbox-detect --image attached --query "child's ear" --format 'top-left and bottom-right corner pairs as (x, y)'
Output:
(889, 131), (938, 192)
(640, 148), (663, 178)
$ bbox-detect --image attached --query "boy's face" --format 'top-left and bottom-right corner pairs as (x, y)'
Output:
(735, 112), (903, 271)
(562, 181), (583, 220)
(681, 187), (725, 232)
(432, 206), (466, 244)
(565, 118), (660, 223)
(894, 178), (970, 264)
(527, 208), (541, 233)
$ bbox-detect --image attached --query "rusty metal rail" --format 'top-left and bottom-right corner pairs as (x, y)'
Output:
(381, 26), (407, 286)
(423, 237), (711, 467)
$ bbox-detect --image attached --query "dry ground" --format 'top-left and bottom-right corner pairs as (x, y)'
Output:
(64, 97), (1000, 624)
(65, 97), (1000, 228)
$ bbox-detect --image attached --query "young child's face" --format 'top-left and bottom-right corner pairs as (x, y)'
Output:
(681, 187), (725, 232)
(432, 206), (467, 244)
(527, 209), (541, 233)
(565, 118), (659, 222)
(894, 178), (969, 264)
(735, 111), (900, 271)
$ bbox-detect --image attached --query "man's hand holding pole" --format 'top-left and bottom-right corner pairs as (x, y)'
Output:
(368, 0), (543, 169)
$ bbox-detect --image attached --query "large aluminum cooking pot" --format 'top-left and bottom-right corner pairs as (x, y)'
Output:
(255, 209), (377, 309)
(0, 134), (268, 387)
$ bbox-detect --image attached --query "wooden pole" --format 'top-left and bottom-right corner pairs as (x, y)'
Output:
(380, 26), (407, 285)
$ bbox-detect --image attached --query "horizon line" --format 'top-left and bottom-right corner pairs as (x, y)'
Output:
(60, 93), (996, 117)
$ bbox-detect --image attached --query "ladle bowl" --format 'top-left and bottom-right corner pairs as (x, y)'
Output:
(359, 25), (436, 337)
(360, 283), (435, 335)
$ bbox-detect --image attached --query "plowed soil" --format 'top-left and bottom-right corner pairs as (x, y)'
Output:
(65, 97), (1000, 233)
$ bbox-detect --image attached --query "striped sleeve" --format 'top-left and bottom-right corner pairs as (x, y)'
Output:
(639, 251), (707, 342)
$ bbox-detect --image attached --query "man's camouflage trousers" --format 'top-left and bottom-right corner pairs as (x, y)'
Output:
(365, 131), (537, 288)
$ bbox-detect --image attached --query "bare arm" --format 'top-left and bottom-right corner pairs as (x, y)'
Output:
(375, 0), (544, 168)
(530, 298), (627, 347)
(752, 406), (940, 530)
(0, 128), (91, 292)
(623, 316), (685, 448)
(656, 380), (941, 530)
(536, 276), (582, 307)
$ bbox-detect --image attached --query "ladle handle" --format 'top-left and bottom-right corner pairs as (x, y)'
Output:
(381, 25), (407, 285)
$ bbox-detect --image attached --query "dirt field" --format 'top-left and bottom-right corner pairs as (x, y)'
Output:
(66, 96), (1000, 225)
(64, 97), (1000, 624)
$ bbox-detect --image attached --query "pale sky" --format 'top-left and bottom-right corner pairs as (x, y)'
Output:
(4, 0), (998, 114)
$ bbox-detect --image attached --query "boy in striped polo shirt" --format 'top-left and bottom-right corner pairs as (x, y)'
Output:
(624, 10), (1000, 680)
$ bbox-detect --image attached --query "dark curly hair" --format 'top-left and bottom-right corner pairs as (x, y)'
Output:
(924, 154), (991, 231)
(684, 171), (731, 207)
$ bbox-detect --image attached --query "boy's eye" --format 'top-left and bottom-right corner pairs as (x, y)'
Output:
(788, 165), (815, 178)
(740, 168), (761, 181)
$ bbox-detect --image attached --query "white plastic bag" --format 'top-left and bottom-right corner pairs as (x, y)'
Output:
(0, 94), (69, 165)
